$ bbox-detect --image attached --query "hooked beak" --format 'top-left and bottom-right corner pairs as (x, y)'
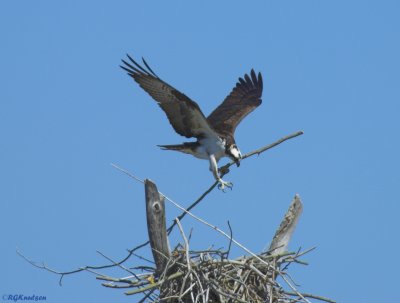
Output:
(235, 153), (242, 167)
(235, 160), (241, 167)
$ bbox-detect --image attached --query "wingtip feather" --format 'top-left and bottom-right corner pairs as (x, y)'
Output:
(244, 73), (251, 85)
(250, 69), (258, 85)
(142, 57), (159, 78)
(125, 54), (150, 75)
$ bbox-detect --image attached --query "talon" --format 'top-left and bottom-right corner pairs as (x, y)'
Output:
(217, 179), (233, 192)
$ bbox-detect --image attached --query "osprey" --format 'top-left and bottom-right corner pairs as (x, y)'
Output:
(121, 55), (263, 190)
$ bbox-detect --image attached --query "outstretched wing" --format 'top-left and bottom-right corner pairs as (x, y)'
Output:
(121, 55), (218, 140)
(207, 69), (263, 137)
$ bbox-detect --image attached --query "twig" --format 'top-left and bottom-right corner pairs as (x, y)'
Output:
(226, 221), (233, 259)
(245, 131), (303, 158)
(167, 182), (218, 235)
(101, 283), (134, 289)
(175, 219), (191, 271)
(283, 291), (337, 303)
(110, 163), (144, 183)
(125, 271), (184, 295)
(96, 250), (137, 277)
(280, 274), (311, 303)
(137, 289), (156, 303)
(219, 130), (304, 176)
(17, 240), (152, 285)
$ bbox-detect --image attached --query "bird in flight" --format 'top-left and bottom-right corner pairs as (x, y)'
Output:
(121, 55), (263, 190)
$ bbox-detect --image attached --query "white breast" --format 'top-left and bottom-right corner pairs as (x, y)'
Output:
(194, 137), (226, 161)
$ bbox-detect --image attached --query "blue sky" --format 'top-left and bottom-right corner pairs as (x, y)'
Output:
(1, 1), (399, 302)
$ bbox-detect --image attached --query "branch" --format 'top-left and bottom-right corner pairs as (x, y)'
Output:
(166, 182), (218, 235)
(244, 130), (304, 159)
(124, 271), (184, 295)
(219, 130), (304, 177)
(284, 291), (337, 303)
(168, 130), (304, 230)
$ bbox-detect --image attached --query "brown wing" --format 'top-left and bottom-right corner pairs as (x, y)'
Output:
(121, 55), (218, 140)
(207, 69), (263, 137)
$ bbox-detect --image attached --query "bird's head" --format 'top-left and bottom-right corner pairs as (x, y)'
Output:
(226, 144), (242, 167)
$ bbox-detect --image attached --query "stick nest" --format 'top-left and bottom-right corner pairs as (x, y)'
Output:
(98, 246), (329, 303)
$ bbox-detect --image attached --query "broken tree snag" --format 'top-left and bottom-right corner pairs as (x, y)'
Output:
(145, 179), (171, 277)
(269, 194), (303, 255)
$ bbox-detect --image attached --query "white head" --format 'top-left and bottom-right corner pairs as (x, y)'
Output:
(227, 144), (242, 167)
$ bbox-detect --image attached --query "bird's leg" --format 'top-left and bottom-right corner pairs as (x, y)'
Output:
(208, 154), (232, 191)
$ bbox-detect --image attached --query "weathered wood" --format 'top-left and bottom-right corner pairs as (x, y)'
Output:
(145, 179), (171, 277)
(269, 194), (303, 255)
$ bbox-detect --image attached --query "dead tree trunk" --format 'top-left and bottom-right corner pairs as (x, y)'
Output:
(145, 179), (171, 277)
(269, 194), (303, 255)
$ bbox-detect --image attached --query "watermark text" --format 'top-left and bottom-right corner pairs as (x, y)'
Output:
(2, 294), (46, 302)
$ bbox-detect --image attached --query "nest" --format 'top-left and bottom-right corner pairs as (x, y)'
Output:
(96, 191), (333, 303)
(98, 246), (327, 303)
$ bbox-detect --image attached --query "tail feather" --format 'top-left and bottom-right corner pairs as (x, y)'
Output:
(157, 144), (186, 151)
(157, 142), (198, 155)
